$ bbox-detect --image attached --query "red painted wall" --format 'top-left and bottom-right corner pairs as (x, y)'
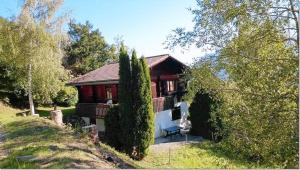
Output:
(79, 84), (119, 103)
(79, 85), (93, 103)
(95, 85), (105, 102)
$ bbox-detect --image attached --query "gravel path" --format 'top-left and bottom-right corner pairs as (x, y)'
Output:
(151, 135), (203, 152)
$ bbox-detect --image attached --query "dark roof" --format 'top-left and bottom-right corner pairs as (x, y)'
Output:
(68, 54), (185, 86)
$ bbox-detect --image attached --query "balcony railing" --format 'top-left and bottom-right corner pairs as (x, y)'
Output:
(76, 103), (112, 119)
(152, 96), (175, 112)
(95, 103), (111, 118)
(76, 96), (175, 120)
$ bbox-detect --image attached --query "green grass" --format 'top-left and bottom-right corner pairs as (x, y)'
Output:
(36, 106), (75, 117)
(99, 139), (261, 169)
(0, 102), (263, 169)
(137, 142), (259, 168)
(0, 102), (114, 169)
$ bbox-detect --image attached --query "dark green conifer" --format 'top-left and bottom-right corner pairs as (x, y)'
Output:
(134, 57), (155, 159)
(118, 44), (133, 153)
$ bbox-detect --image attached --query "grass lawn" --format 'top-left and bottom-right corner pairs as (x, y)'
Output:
(36, 106), (75, 117)
(99, 140), (261, 169)
(0, 102), (262, 169)
(0, 102), (115, 169)
(135, 142), (258, 168)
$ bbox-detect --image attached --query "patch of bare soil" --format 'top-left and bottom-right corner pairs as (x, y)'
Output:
(96, 144), (136, 169)
(64, 142), (116, 169)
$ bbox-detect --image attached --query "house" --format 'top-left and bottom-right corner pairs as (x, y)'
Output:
(68, 54), (189, 138)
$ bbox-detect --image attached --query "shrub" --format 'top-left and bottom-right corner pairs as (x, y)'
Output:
(104, 105), (122, 149)
(53, 86), (78, 106)
(189, 91), (223, 142)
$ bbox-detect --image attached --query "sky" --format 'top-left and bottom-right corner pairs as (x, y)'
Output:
(0, 0), (207, 64)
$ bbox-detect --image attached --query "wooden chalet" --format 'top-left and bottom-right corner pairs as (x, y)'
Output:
(67, 54), (187, 125)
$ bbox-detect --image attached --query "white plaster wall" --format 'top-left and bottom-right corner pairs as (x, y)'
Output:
(154, 101), (189, 138)
(96, 118), (105, 132)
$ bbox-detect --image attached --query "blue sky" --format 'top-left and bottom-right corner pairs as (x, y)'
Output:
(0, 0), (206, 64)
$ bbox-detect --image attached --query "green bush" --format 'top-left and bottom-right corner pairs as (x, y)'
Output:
(53, 86), (78, 106)
(189, 91), (223, 142)
(104, 105), (122, 150)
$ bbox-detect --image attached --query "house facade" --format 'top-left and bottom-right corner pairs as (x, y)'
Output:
(68, 54), (188, 137)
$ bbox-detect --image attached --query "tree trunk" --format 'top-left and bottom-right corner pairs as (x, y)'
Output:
(28, 62), (35, 115)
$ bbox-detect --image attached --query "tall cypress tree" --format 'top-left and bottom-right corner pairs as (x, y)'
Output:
(118, 49), (154, 159)
(134, 57), (155, 159)
(130, 50), (141, 157)
(118, 44), (132, 153)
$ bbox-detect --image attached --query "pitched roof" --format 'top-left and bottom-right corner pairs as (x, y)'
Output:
(68, 54), (184, 86)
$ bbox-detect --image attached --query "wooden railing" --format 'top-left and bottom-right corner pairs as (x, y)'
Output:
(76, 103), (111, 119)
(95, 103), (111, 118)
(152, 96), (174, 112)
(76, 96), (175, 120)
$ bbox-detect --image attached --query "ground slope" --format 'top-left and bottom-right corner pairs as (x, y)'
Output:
(0, 102), (115, 169)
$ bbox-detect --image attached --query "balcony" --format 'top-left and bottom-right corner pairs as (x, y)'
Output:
(152, 96), (175, 112)
(76, 103), (112, 119)
(76, 96), (176, 121)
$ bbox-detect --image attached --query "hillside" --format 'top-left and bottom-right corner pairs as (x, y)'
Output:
(0, 102), (119, 169)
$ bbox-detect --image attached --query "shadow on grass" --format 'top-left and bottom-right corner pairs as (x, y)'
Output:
(1, 119), (65, 150)
(0, 144), (106, 169)
(36, 107), (75, 117)
(0, 145), (49, 168)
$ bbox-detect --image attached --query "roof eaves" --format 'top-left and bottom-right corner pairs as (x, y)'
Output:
(67, 79), (119, 86)
(148, 55), (170, 68)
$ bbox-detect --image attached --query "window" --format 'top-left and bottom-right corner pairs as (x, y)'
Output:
(167, 80), (176, 92)
(172, 106), (181, 120)
(105, 85), (112, 100)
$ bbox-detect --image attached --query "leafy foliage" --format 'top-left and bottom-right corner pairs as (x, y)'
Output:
(64, 20), (117, 76)
(167, 0), (298, 51)
(185, 21), (298, 167)
(0, 0), (68, 106)
(53, 86), (78, 106)
(219, 21), (298, 167)
(167, 0), (298, 167)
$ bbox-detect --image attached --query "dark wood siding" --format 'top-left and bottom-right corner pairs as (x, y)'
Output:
(151, 81), (157, 98)
(111, 84), (118, 102)
(95, 85), (105, 102)
(79, 85), (93, 103)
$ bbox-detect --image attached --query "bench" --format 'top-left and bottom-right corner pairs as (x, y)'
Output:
(163, 126), (182, 138)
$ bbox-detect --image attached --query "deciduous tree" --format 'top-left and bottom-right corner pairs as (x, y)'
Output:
(0, 0), (68, 113)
